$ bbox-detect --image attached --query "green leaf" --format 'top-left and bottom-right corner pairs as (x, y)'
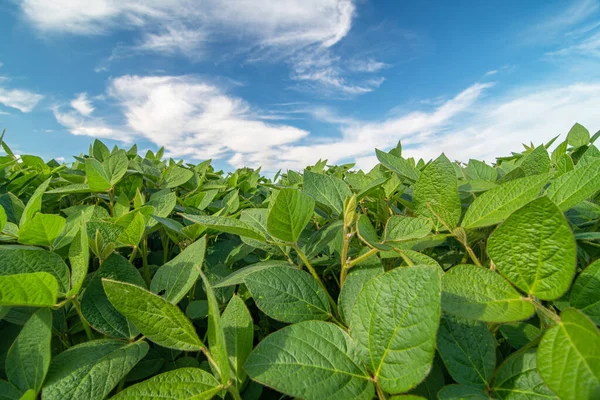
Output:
(303, 170), (351, 216)
(102, 279), (204, 351)
(244, 266), (331, 323)
(436, 314), (495, 390)
(519, 145), (550, 176)
(105, 149), (129, 185)
(81, 254), (145, 339)
(116, 211), (145, 246)
(180, 214), (266, 242)
(546, 159), (600, 211)
(186, 300), (208, 320)
(221, 295), (253, 389)
(441, 265), (535, 322)
(0, 380), (22, 400)
(493, 349), (557, 400)
(239, 209), (279, 251)
(66, 217), (88, 297)
(567, 122), (590, 148)
(338, 264), (383, 324)
(413, 154), (461, 230)
(213, 261), (294, 288)
(6, 308), (52, 393)
(465, 159), (497, 181)
(266, 188), (314, 243)
(461, 173), (550, 229)
(538, 308), (600, 400)
(0, 273), (58, 307)
(85, 158), (111, 192)
(244, 320), (374, 400)
(409, 357), (445, 399)
(111, 368), (222, 399)
(498, 322), (541, 349)
(376, 149), (420, 181)
(92, 139), (110, 161)
(18, 214), (65, 247)
(555, 153), (574, 176)
(150, 236), (206, 303)
(162, 165), (194, 189)
(42, 340), (149, 400)
(356, 214), (389, 250)
(19, 178), (50, 227)
(437, 385), (489, 400)
(198, 269), (230, 385)
(570, 259), (600, 325)
(487, 196), (576, 300)
(384, 215), (432, 242)
(0, 205), (6, 232)
(350, 265), (441, 394)
(45, 183), (91, 194)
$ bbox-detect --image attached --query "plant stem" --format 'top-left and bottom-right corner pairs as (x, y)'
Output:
(393, 248), (415, 266)
(347, 248), (379, 268)
(108, 188), (115, 217)
(228, 386), (242, 400)
(293, 244), (338, 315)
(72, 298), (94, 340)
(339, 229), (353, 287)
(141, 238), (150, 286)
(128, 246), (138, 264)
(375, 382), (387, 400)
(528, 298), (561, 324)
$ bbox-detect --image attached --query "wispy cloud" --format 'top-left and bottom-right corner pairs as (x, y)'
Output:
(0, 86), (44, 113)
(70, 93), (94, 116)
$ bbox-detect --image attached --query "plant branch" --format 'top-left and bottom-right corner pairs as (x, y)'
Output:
(72, 298), (94, 340)
(293, 243), (338, 315)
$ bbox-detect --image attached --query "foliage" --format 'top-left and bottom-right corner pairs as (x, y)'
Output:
(0, 123), (599, 399)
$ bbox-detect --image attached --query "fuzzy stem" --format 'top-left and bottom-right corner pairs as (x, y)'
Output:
(293, 244), (338, 315)
(72, 298), (94, 340)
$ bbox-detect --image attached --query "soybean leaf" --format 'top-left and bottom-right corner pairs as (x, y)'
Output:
(162, 165), (193, 189)
(465, 159), (497, 181)
(106, 149), (128, 185)
(461, 173), (550, 229)
(437, 314), (495, 390)
(266, 188), (314, 243)
(493, 349), (557, 400)
(186, 300), (208, 320)
(519, 145), (550, 176)
(338, 264), (384, 324)
(303, 170), (351, 216)
(244, 320), (374, 400)
(487, 196), (576, 300)
(0, 205), (6, 232)
(350, 265), (441, 394)
(103, 279), (204, 351)
(85, 158), (111, 192)
(409, 357), (445, 399)
(498, 322), (541, 349)
(6, 308), (52, 393)
(213, 261), (294, 288)
(546, 158), (600, 211)
(239, 208), (279, 251)
(0, 273), (58, 307)
(384, 215), (432, 242)
(150, 236), (206, 303)
(244, 266), (331, 323)
(181, 214), (266, 242)
(66, 217), (88, 297)
(437, 385), (489, 400)
(111, 368), (222, 399)
(567, 122), (590, 148)
(81, 254), (145, 339)
(116, 211), (145, 247)
(221, 295), (253, 389)
(0, 246), (70, 293)
(356, 214), (389, 250)
(376, 149), (420, 181)
(18, 214), (65, 247)
(19, 178), (50, 227)
(538, 308), (600, 400)
(441, 265), (535, 322)
(0, 380), (22, 400)
(413, 154), (461, 230)
(570, 259), (600, 324)
(42, 340), (148, 400)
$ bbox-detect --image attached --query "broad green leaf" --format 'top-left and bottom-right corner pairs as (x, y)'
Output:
(162, 165), (194, 188)
(555, 153), (574, 176)
(567, 122), (590, 148)
(546, 158), (600, 211)
(493, 349), (557, 400)
(0, 380), (22, 400)
(103, 279), (204, 351)
(487, 196), (576, 300)
(409, 357), (445, 399)
(81, 254), (145, 339)
(552, 139), (568, 163)
(117, 211), (145, 246)
(437, 385), (489, 400)
(570, 259), (600, 324)
(0, 273), (58, 307)
(498, 322), (541, 349)
(0, 205), (6, 232)
(105, 149), (128, 185)
(46, 183), (92, 194)
(42, 340), (148, 400)
(66, 217), (88, 297)
(18, 214), (65, 247)
(6, 308), (52, 393)
(111, 368), (222, 399)
(19, 178), (50, 227)
(459, 180), (499, 193)
(384, 215), (432, 242)
(266, 188), (314, 243)
(150, 236), (206, 303)
(461, 173), (550, 229)
(376, 149), (420, 181)
(51, 212), (81, 250)
(303, 170), (351, 216)
(356, 214), (389, 250)
(85, 158), (111, 192)
(350, 265), (441, 394)
(221, 295), (253, 389)
(199, 270), (230, 385)
(239, 209), (279, 251)
(146, 190), (176, 225)
(213, 261), (294, 288)
(245, 320), (374, 400)
(180, 214), (266, 242)
(519, 145), (550, 176)
(538, 308), (600, 400)
(465, 159), (497, 181)
(92, 139), (110, 161)
(338, 264), (384, 324)
(186, 300), (208, 320)
(437, 314), (495, 389)
(413, 154), (461, 230)
(244, 266), (331, 323)
(441, 265), (535, 322)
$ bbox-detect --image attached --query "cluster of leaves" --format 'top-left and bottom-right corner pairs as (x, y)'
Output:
(0, 122), (599, 400)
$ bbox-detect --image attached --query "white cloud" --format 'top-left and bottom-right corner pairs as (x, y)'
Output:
(0, 87), (43, 113)
(347, 59), (389, 73)
(70, 92), (94, 116)
(484, 70), (497, 76)
(53, 107), (130, 140)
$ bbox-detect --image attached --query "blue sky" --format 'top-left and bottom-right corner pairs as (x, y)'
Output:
(1, 0), (600, 172)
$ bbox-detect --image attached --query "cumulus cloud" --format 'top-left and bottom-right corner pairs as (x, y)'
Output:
(0, 87), (43, 113)
(70, 92), (95, 116)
